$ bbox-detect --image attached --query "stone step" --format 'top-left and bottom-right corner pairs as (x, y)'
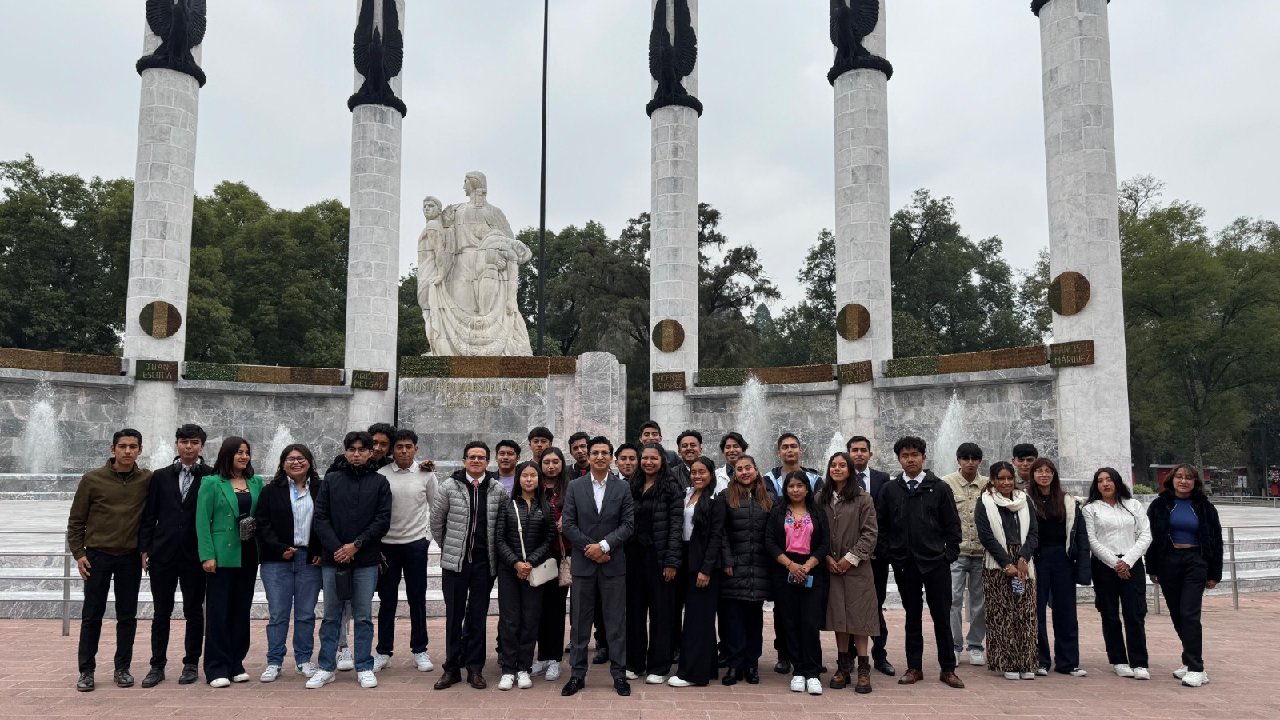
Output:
(0, 492), (76, 502)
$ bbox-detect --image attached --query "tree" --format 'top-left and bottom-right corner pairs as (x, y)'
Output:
(757, 229), (836, 366)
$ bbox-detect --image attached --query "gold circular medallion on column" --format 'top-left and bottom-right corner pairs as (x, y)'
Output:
(139, 301), (183, 339)
(836, 303), (871, 341)
(1048, 271), (1091, 316)
(651, 319), (685, 353)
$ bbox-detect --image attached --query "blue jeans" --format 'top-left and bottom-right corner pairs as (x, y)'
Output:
(318, 565), (378, 672)
(260, 550), (322, 667)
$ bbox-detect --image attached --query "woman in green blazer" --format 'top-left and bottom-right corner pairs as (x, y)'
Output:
(196, 436), (263, 687)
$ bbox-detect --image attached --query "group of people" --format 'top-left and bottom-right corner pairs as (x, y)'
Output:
(67, 420), (1224, 697)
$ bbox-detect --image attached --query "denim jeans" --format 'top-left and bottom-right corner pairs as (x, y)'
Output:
(318, 565), (378, 672)
(260, 550), (323, 667)
(950, 555), (986, 652)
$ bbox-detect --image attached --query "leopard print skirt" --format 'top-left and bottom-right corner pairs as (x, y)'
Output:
(982, 564), (1038, 673)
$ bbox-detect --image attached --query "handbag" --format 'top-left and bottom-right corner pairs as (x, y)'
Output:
(558, 555), (573, 587)
(237, 514), (257, 541)
(514, 499), (558, 587)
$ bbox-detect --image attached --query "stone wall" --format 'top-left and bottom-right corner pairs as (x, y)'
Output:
(0, 370), (132, 474)
(687, 383), (842, 471)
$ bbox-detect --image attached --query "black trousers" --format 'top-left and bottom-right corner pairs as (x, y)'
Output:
(871, 555), (891, 662)
(1159, 548), (1208, 672)
(203, 561), (257, 682)
(1091, 557), (1148, 668)
(496, 565), (544, 673)
(774, 569), (825, 679)
(1035, 543), (1080, 672)
(441, 558), (495, 674)
(720, 598), (764, 672)
(148, 559), (206, 669)
(625, 544), (675, 675)
(376, 538), (430, 655)
(77, 549), (143, 674)
(536, 581), (569, 662)
(893, 559), (955, 672)
(676, 554), (718, 684)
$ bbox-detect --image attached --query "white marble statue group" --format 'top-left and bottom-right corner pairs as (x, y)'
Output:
(416, 172), (533, 356)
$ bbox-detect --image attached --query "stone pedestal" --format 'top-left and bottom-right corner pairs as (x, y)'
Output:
(344, 0), (405, 430)
(833, 0), (892, 457)
(122, 30), (202, 455)
(648, 0), (700, 436)
(1036, 0), (1133, 480)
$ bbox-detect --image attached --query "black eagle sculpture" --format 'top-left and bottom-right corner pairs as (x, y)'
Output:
(828, 0), (893, 85)
(348, 0), (407, 116)
(136, 0), (208, 86)
(646, 0), (702, 117)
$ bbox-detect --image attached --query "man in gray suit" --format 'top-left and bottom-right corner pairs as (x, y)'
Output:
(560, 436), (635, 697)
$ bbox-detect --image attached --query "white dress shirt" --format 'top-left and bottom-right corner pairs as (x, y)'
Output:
(1081, 497), (1152, 569)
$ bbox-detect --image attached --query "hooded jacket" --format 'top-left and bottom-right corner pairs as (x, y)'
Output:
(314, 457), (392, 567)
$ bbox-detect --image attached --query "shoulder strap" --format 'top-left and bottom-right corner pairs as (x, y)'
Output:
(513, 499), (527, 561)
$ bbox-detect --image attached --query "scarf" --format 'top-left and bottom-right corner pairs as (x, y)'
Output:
(980, 490), (1036, 580)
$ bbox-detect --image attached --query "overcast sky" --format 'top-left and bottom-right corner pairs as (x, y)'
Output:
(2, 1), (1276, 306)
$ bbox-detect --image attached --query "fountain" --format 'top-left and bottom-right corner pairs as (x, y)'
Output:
(931, 391), (966, 475)
(823, 431), (846, 465)
(737, 376), (772, 455)
(265, 425), (296, 469)
(20, 382), (64, 475)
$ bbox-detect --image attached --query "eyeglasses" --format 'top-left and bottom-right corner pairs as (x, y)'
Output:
(465, 455), (488, 461)
(284, 457), (308, 464)
(346, 447), (371, 454)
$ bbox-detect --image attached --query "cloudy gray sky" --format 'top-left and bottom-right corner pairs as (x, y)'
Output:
(2, 1), (1276, 306)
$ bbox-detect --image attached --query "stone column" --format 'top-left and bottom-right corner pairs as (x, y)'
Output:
(649, 0), (700, 436)
(832, 0), (892, 458)
(1035, 0), (1133, 481)
(123, 29), (202, 462)
(344, 0), (405, 430)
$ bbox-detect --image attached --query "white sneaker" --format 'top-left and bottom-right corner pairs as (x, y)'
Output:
(1182, 670), (1208, 687)
(231, 673), (250, 683)
(1132, 667), (1149, 680)
(969, 649), (985, 666)
(305, 670), (336, 689)
(789, 675), (805, 692)
(1004, 671), (1021, 681)
(260, 664), (281, 683)
(530, 660), (548, 676)
(373, 653), (391, 672)
(1113, 663), (1135, 678)
(625, 670), (640, 680)
(645, 673), (665, 684)
(297, 662), (317, 678)
(1172, 665), (1188, 679)
(209, 677), (230, 688)
(1035, 667), (1049, 676)
(517, 671), (533, 689)
(1020, 671), (1036, 680)
(1068, 667), (1088, 677)
(667, 676), (693, 687)
(498, 673), (515, 691)
(337, 647), (355, 671)
(544, 660), (561, 681)
(806, 677), (823, 695)
(358, 669), (377, 688)
(413, 651), (434, 672)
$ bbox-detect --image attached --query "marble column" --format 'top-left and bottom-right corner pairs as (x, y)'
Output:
(648, 0), (699, 435)
(1035, 0), (1132, 481)
(833, 0), (892, 458)
(123, 29), (202, 463)
(344, 0), (405, 430)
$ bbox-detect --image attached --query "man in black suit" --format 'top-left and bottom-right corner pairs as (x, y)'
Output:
(560, 436), (635, 697)
(137, 424), (212, 687)
(847, 434), (895, 677)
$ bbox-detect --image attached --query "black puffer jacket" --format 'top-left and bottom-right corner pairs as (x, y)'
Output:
(1146, 490), (1224, 583)
(494, 494), (557, 571)
(628, 474), (684, 569)
(314, 457), (392, 567)
(718, 492), (772, 602)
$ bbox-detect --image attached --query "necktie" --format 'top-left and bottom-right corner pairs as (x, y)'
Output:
(860, 472), (868, 490)
(179, 466), (193, 501)
(907, 478), (919, 494)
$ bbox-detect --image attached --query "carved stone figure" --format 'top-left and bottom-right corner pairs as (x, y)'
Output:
(137, 0), (208, 86)
(828, 0), (893, 84)
(349, 0), (407, 116)
(417, 173), (533, 356)
(647, 0), (702, 117)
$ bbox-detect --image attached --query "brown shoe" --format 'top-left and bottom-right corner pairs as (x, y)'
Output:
(855, 656), (872, 694)
(829, 652), (852, 689)
(467, 670), (487, 689)
(433, 670), (462, 690)
(897, 668), (924, 685)
(939, 670), (965, 688)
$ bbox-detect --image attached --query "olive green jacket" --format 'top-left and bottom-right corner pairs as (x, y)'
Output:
(196, 474), (263, 568)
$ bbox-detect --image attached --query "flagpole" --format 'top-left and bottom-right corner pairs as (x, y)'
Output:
(535, 0), (549, 356)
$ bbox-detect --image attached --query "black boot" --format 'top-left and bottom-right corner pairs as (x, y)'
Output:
(721, 668), (741, 686)
(743, 666), (760, 684)
(141, 666), (164, 688)
(830, 652), (852, 689)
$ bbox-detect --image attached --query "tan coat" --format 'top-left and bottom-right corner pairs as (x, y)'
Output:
(823, 489), (880, 636)
(943, 470), (988, 556)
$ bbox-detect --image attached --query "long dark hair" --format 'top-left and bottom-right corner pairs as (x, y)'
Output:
(1028, 457), (1065, 521)
(777, 470), (819, 516)
(1085, 466), (1133, 505)
(212, 436), (254, 480)
(512, 460), (545, 505)
(816, 451), (860, 506)
(726, 454), (773, 511)
(539, 446), (571, 500)
(630, 442), (674, 498)
(984, 461), (1018, 494)
(272, 443), (318, 488)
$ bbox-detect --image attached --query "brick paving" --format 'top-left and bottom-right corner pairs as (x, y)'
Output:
(2, 592), (1278, 720)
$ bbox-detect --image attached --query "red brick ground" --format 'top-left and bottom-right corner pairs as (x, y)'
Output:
(2, 592), (1277, 719)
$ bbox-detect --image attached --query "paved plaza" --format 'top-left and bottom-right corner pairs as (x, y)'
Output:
(0, 590), (1276, 719)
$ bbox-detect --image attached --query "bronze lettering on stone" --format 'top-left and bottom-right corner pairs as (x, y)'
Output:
(1049, 340), (1095, 368)
(136, 359), (178, 382)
